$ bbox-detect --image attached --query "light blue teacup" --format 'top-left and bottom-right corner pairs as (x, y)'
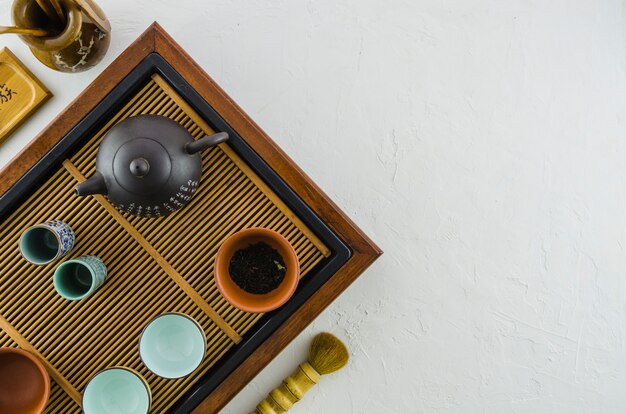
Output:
(82, 367), (151, 414)
(138, 313), (206, 379)
(53, 255), (107, 301)
(19, 220), (75, 265)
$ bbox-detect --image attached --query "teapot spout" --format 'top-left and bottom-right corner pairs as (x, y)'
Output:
(75, 172), (107, 196)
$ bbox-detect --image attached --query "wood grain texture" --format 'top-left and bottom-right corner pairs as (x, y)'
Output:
(0, 24), (155, 195)
(62, 159), (242, 343)
(0, 314), (82, 405)
(0, 329), (80, 413)
(151, 74), (331, 259)
(0, 72), (327, 412)
(0, 23), (382, 413)
(151, 24), (382, 412)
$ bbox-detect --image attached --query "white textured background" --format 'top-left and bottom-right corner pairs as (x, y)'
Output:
(2, 0), (626, 412)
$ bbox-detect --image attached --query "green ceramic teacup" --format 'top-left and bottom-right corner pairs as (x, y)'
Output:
(82, 367), (151, 414)
(53, 255), (107, 300)
(138, 313), (206, 379)
(19, 220), (75, 265)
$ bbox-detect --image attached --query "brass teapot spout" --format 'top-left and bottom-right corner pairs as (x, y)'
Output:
(75, 172), (107, 196)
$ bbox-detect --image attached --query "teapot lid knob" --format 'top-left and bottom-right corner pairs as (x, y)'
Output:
(130, 158), (150, 177)
(112, 138), (171, 196)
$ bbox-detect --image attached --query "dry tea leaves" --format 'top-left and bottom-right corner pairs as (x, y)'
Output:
(229, 242), (287, 294)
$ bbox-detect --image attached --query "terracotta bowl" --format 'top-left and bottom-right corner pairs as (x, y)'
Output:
(215, 228), (300, 313)
(0, 348), (50, 414)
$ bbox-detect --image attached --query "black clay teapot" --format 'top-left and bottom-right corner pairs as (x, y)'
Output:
(75, 114), (229, 217)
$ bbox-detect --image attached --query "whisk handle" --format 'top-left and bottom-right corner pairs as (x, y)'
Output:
(251, 362), (321, 414)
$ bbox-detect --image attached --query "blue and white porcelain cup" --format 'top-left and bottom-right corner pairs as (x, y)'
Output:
(53, 255), (107, 301)
(19, 220), (75, 265)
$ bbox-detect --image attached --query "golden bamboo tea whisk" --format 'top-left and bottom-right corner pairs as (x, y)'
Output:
(250, 332), (349, 414)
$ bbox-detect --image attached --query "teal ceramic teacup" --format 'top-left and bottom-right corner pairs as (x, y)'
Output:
(138, 313), (206, 379)
(53, 255), (107, 301)
(19, 220), (75, 265)
(82, 367), (151, 414)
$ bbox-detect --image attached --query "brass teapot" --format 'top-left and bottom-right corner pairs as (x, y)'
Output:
(75, 115), (228, 217)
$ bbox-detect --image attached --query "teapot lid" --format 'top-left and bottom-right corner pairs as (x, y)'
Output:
(112, 137), (172, 196)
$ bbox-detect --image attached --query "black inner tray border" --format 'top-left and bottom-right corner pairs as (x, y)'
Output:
(0, 53), (351, 413)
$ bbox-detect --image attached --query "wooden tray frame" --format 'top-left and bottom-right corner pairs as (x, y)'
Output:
(0, 23), (382, 413)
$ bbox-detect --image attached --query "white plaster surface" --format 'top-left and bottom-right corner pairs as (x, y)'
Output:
(1, 0), (626, 412)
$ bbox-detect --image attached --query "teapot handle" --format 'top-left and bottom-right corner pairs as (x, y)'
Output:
(185, 132), (229, 155)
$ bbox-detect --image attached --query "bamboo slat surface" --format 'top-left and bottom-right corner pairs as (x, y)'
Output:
(0, 74), (329, 413)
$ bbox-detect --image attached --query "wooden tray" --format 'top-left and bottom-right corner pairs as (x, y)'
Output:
(0, 24), (381, 413)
